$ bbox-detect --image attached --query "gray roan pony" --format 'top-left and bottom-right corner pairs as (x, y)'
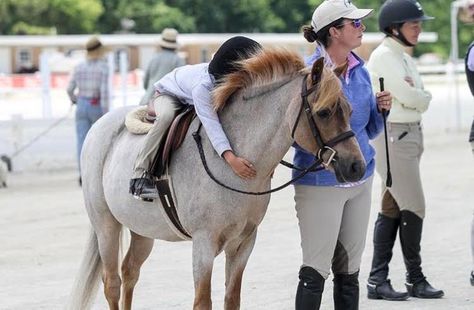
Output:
(69, 49), (366, 310)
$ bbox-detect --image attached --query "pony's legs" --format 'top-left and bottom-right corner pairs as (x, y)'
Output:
(224, 230), (258, 310)
(97, 219), (122, 310)
(121, 231), (154, 310)
(192, 235), (219, 310)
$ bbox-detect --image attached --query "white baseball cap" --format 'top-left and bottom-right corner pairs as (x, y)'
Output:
(311, 0), (373, 33)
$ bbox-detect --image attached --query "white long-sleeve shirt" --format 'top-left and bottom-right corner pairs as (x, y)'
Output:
(155, 63), (231, 156)
(367, 37), (432, 123)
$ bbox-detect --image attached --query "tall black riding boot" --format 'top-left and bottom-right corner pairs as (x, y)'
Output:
(399, 210), (444, 298)
(333, 272), (359, 310)
(295, 266), (325, 310)
(367, 212), (408, 301)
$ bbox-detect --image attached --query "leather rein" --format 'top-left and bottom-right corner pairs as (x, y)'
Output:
(192, 74), (355, 195)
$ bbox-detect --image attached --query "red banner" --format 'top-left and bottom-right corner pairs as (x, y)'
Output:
(0, 72), (139, 88)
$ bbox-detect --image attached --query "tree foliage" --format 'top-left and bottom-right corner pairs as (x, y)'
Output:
(0, 0), (472, 59)
(0, 0), (103, 34)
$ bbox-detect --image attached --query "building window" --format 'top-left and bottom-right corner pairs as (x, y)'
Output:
(19, 50), (31, 63)
(16, 48), (35, 73)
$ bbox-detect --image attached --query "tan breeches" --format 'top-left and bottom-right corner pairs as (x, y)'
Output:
(132, 94), (183, 178)
(373, 122), (426, 219)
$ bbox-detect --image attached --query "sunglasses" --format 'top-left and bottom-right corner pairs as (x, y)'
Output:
(336, 19), (362, 29)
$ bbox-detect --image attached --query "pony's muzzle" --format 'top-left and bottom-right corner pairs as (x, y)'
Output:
(334, 158), (366, 183)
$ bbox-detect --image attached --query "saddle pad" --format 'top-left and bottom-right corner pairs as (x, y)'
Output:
(125, 107), (154, 134)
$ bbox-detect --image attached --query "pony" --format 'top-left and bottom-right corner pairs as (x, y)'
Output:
(69, 49), (366, 310)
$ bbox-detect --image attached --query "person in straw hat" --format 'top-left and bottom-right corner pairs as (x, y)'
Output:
(139, 28), (185, 106)
(67, 35), (110, 186)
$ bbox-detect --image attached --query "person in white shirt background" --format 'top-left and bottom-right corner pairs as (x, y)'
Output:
(129, 36), (262, 201)
(365, 0), (445, 301)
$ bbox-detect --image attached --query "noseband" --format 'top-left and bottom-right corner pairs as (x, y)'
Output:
(193, 73), (355, 196)
(290, 74), (355, 168)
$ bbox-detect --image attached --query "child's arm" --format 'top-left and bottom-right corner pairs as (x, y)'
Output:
(192, 85), (256, 179)
(222, 150), (256, 180)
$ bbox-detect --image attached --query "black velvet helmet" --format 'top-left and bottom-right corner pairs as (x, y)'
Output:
(378, 0), (434, 35)
(208, 36), (262, 82)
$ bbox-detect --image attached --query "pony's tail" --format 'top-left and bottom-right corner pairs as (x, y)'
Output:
(67, 228), (102, 310)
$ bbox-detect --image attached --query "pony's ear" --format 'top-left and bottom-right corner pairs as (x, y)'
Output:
(310, 57), (325, 85)
(333, 62), (348, 78)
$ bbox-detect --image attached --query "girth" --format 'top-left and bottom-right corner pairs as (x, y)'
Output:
(149, 105), (195, 240)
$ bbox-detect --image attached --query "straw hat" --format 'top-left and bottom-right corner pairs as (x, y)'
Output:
(85, 36), (107, 60)
(158, 28), (179, 49)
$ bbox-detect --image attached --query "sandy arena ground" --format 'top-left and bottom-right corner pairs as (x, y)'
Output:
(1, 128), (474, 309)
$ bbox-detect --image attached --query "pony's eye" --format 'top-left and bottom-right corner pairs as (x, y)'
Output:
(316, 109), (331, 119)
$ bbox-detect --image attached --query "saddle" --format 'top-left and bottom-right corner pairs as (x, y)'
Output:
(152, 106), (195, 240)
(126, 104), (195, 239)
(151, 106), (196, 178)
(125, 104), (196, 178)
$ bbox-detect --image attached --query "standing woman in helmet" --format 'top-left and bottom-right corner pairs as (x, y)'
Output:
(366, 0), (444, 300)
(129, 36), (261, 200)
(294, 1), (392, 309)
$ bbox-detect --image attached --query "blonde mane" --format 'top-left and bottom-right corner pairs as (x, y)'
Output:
(212, 48), (305, 111)
(212, 48), (345, 114)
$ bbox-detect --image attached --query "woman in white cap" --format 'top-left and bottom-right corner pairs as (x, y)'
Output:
(293, 1), (392, 309)
(139, 28), (185, 106)
(67, 36), (109, 186)
(366, 0), (443, 301)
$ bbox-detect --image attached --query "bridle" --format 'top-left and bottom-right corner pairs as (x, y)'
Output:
(289, 74), (355, 169)
(192, 73), (355, 196)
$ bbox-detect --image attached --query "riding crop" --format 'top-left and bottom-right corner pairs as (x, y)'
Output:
(379, 77), (392, 187)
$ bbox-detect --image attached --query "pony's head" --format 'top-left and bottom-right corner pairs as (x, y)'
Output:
(212, 49), (365, 183)
(290, 57), (366, 183)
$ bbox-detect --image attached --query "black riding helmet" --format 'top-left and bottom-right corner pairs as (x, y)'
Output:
(208, 36), (262, 82)
(378, 0), (434, 46)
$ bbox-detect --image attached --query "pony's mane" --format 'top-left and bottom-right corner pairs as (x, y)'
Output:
(213, 48), (305, 110)
(212, 48), (345, 114)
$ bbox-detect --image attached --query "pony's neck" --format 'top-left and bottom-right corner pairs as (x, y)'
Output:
(219, 76), (300, 180)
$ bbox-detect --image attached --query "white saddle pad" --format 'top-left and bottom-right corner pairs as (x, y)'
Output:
(125, 107), (153, 134)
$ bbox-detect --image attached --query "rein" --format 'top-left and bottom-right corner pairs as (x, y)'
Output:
(193, 123), (323, 195)
(192, 74), (355, 195)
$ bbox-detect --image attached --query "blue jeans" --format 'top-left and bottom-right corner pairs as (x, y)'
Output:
(75, 97), (104, 173)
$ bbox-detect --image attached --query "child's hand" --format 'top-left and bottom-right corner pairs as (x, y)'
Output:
(223, 151), (256, 179)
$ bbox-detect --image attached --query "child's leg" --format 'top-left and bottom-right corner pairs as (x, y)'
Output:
(132, 95), (182, 178)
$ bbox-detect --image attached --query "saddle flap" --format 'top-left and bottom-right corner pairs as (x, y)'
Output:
(152, 107), (196, 178)
(155, 178), (191, 239)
